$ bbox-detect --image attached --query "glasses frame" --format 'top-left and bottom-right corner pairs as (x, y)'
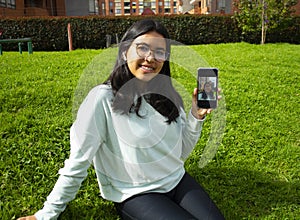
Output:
(135, 43), (168, 63)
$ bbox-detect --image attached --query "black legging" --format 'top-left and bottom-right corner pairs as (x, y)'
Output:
(114, 172), (225, 220)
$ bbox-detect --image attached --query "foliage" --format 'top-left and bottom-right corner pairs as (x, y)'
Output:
(0, 14), (299, 52)
(233, 0), (299, 43)
(267, 15), (300, 43)
(0, 43), (300, 219)
(0, 15), (240, 51)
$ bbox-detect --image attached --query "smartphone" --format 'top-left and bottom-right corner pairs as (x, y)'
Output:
(197, 68), (218, 109)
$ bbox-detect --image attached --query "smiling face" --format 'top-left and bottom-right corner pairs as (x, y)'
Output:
(204, 83), (212, 92)
(125, 31), (167, 82)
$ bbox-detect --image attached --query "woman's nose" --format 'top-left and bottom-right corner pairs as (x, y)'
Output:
(145, 51), (155, 62)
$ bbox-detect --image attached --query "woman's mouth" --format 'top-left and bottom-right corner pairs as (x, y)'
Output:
(140, 65), (154, 72)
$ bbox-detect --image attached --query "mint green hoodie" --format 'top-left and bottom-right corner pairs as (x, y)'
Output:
(35, 84), (204, 220)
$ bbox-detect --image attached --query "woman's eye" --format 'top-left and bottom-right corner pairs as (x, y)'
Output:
(139, 45), (149, 52)
(155, 50), (166, 59)
(156, 50), (165, 56)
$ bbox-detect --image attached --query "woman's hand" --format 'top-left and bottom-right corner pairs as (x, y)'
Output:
(191, 88), (220, 120)
(17, 215), (37, 220)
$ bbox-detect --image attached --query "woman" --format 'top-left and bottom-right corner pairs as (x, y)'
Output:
(199, 81), (216, 100)
(18, 19), (224, 220)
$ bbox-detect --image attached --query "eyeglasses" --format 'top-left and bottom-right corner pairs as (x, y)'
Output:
(135, 43), (168, 62)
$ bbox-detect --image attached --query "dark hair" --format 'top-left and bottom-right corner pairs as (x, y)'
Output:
(104, 19), (183, 123)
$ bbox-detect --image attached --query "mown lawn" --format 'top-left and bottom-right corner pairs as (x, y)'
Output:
(0, 43), (299, 219)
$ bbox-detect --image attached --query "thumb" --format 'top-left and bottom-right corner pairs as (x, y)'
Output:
(192, 88), (197, 102)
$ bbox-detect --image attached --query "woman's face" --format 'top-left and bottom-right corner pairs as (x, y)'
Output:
(204, 83), (212, 92)
(125, 31), (167, 82)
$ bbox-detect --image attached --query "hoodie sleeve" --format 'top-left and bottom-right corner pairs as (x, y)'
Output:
(34, 86), (108, 220)
(180, 108), (205, 160)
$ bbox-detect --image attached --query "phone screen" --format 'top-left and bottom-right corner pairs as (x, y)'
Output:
(197, 68), (218, 109)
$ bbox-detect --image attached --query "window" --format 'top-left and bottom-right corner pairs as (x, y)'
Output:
(218, 0), (225, 12)
(219, 0), (225, 8)
(101, 2), (105, 15)
(164, 1), (170, 7)
(25, 0), (42, 8)
(8, 0), (16, 9)
(89, 0), (99, 15)
(0, 0), (6, 8)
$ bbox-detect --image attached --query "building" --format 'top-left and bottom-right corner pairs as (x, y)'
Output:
(1, 0), (299, 17)
(97, 0), (232, 16)
(0, 0), (231, 17)
(0, 0), (65, 16)
(197, 0), (233, 14)
(98, 0), (177, 16)
(0, 0), (179, 16)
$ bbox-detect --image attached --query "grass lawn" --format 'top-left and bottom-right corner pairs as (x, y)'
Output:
(0, 43), (299, 219)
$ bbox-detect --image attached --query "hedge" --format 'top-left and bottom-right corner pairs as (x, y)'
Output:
(0, 15), (299, 51)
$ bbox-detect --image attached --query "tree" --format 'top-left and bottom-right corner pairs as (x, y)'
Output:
(234, 0), (298, 44)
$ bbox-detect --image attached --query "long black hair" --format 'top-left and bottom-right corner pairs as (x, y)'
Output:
(104, 19), (183, 123)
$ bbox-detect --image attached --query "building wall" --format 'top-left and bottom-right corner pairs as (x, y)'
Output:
(0, 0), (24, 17)
(55, 0), (65, 15)
(198, 0), (232, 14)
(65, 0), (89, 16)
(0, 0), (66, 17)
(293, 1), (300, 15)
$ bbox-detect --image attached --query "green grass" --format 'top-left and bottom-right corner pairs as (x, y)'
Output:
(1, 43), (299, 219)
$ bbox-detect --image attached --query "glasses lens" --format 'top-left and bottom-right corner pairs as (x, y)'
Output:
(136, 44), (149, 58)
(155, 49), (167, 61)
(136, 44), (167, 62)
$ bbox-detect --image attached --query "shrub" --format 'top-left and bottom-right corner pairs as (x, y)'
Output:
(0, 15), (299, 51)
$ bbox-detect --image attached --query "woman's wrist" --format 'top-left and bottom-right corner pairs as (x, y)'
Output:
(190, 109), (206, 121)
